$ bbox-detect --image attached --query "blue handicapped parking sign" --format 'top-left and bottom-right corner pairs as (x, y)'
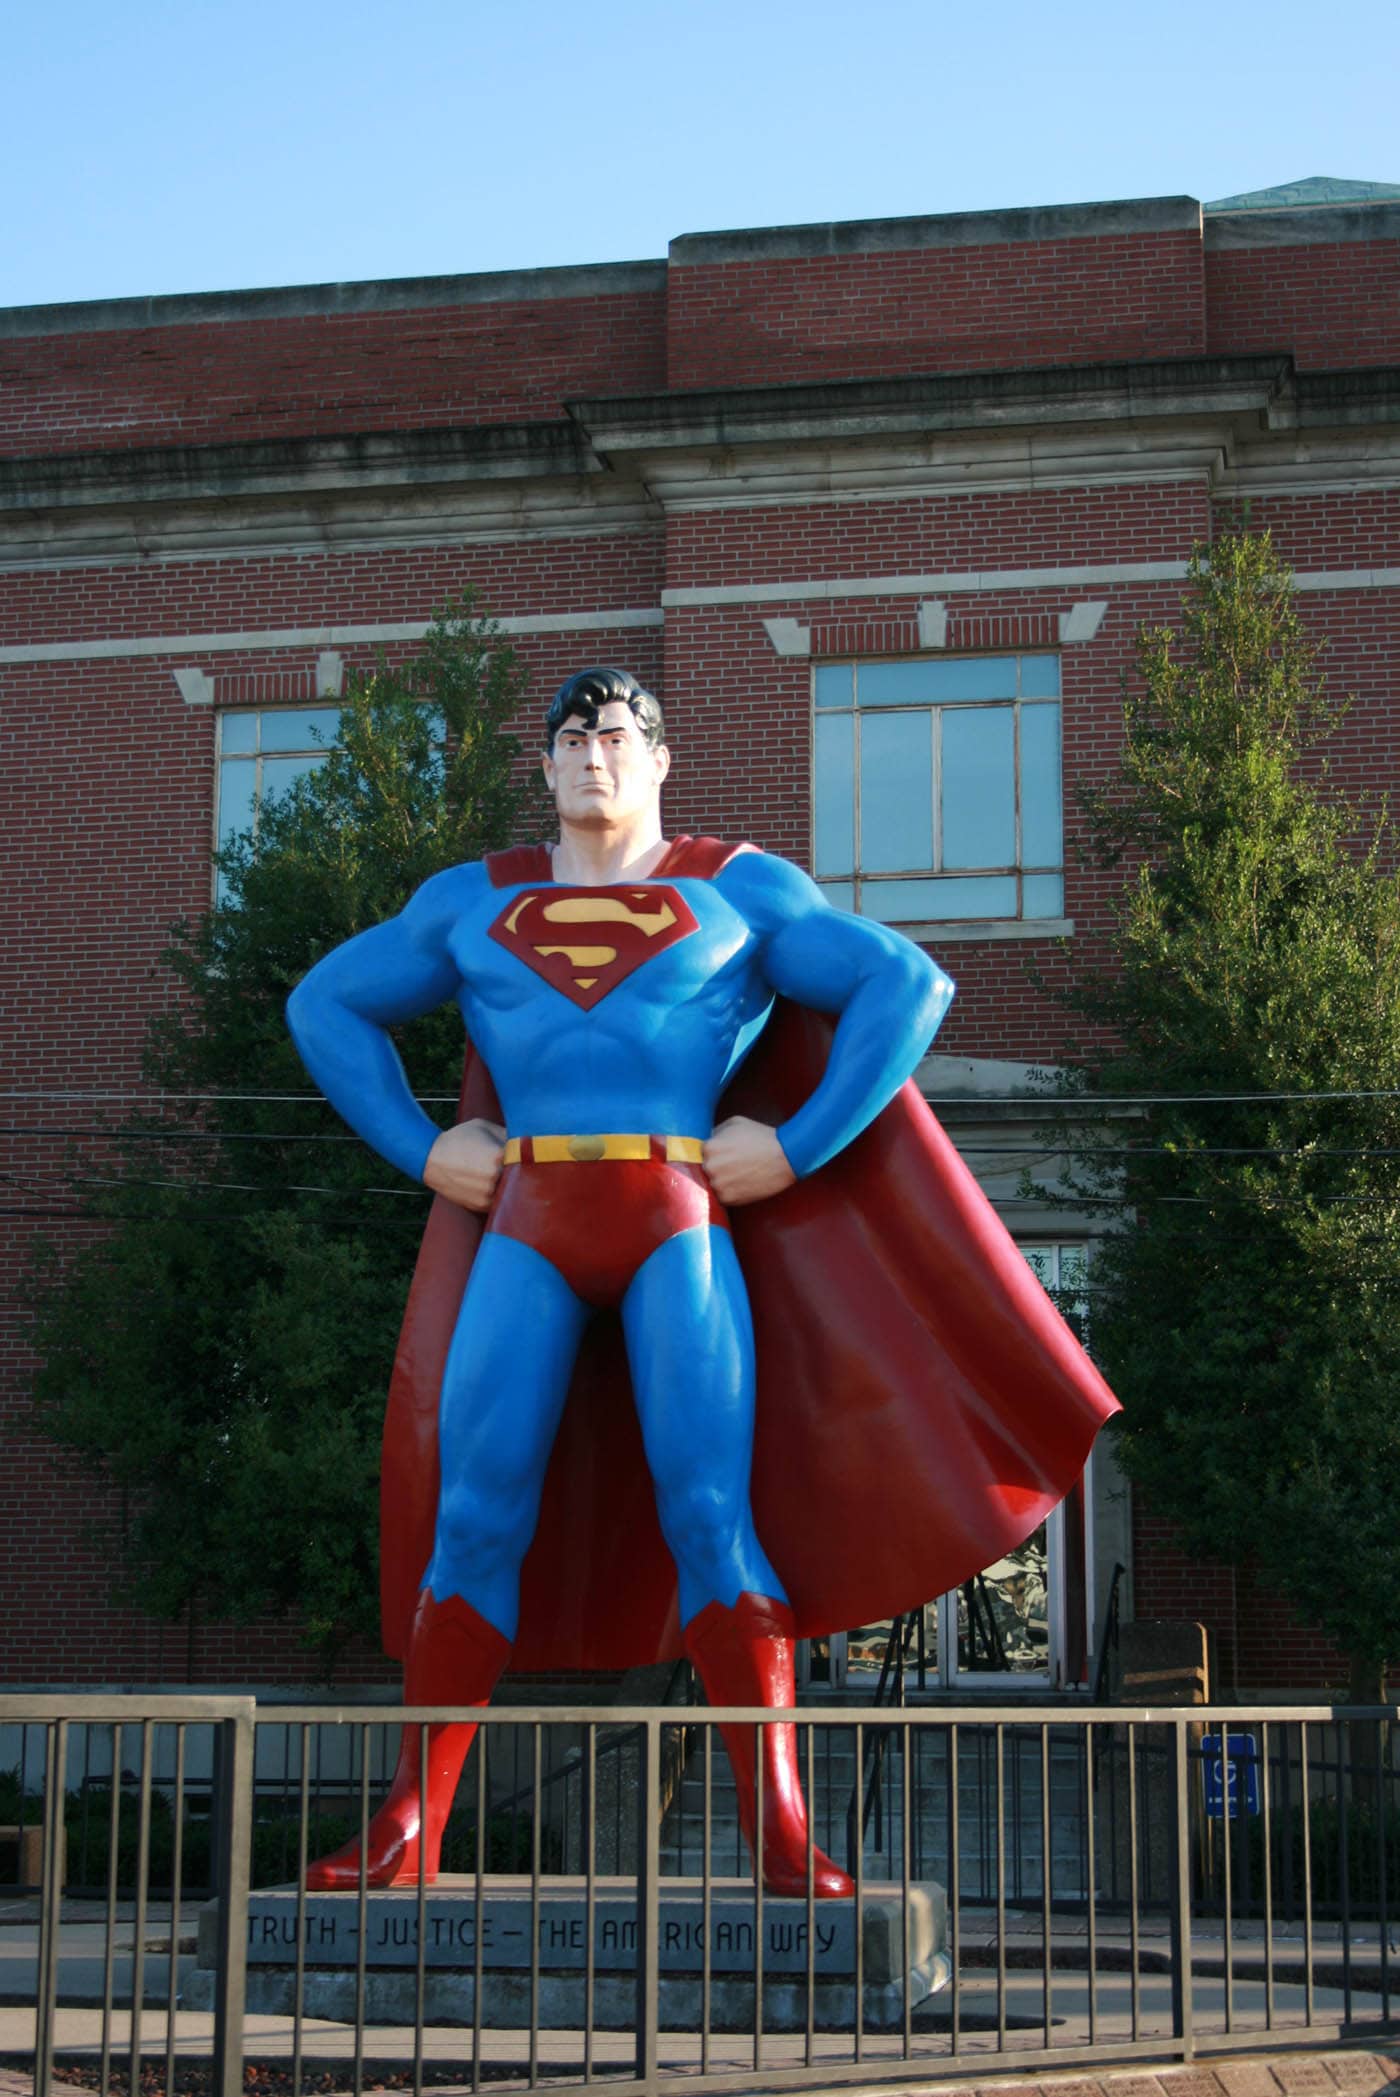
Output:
(1201, 1731), (1261, 1819)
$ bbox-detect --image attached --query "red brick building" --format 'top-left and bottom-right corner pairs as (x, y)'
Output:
(2, 179), (1397, 1698)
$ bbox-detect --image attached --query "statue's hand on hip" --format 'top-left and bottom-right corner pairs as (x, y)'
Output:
(424, 1118), (507, 1211)
(703, 1116), (797, 1206)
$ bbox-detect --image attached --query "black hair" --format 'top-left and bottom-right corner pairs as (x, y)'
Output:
(544, 667), (666, 751)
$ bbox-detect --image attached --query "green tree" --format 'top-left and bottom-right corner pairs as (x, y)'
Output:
(1056, 529), (1400, 1701)
(29, 599), (539, 1669)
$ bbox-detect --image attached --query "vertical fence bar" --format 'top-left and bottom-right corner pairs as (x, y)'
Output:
(948, 1721), (961, 2061)
(163, 1723), (187, 2097)
(1300, 1723), (1315, 2027)
(853, 1720), (865, 2066)
(1379, 1715), (1392, 2020)
(1039, 1723), (1052, 2052)
(901, 1719), (913, 2061)
(529, 1721), (542, 2090)
(994, 1722), (1007, 2051)
(753, 1717), (765, 2081)
(584, 1723), (597, 2084)
(1084, 1722), (1098, 2048)
(100, 1723), (123, 2097)
(701, 1722), (713, 2078)
(128, 1719), (154, 2097)
(1260, 1721), (1275, 2032)
(471, 1723), (486, 2093)
(33, 1719), (65, 2097)
(1219, 1721), (1234, 2035)
(636, 1715), (661, 2093)
(292, 1726), (310, 2097)
(1127, 1722), (1141, 2043)
(804, 1723), (816, 2070)
(1339, 1715), (1354, 2026)
(1171, 1716), (1194, 2062)
(413, 1722), (429, 2097)
(211, 1709), (254, 2097)
(352, 1725), (370, 2097)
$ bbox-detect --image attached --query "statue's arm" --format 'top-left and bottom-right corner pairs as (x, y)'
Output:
(285, 868), (470, 1183)
(727, 853), (954, 1178)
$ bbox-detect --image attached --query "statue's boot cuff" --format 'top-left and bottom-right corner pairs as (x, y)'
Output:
(684, 1591), (855, 1900)
(305, 1592), (511, 1891)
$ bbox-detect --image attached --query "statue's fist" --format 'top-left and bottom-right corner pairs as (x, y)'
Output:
(703, 1116), (797, 1207)
(423, 1118), (507, 1212)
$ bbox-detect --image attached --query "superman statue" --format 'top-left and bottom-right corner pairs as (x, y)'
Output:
(287, 665), (1120, 1900)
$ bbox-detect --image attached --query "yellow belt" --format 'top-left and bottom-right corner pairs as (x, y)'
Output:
(502, 1133), (705, 1166)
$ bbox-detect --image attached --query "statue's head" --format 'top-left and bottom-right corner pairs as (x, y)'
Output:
(542, 667), (670, 830)
(543, 666), (666, 751)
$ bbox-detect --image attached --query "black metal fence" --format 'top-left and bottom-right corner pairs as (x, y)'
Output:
(3, 1695), (1396, 2097)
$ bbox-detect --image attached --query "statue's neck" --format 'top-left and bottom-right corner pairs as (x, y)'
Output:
(551, 822), (670, 886)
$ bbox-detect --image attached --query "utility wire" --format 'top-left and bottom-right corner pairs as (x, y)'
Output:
(6, 1085), (1400, 1109)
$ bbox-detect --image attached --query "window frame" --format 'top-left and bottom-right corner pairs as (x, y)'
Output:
(811, 652), (1065, 927)
(213, 703), (342, 900)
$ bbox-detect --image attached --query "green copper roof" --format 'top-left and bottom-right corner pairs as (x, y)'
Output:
(1205, 176), (1400, 213)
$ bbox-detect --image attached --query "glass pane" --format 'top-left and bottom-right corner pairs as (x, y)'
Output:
(958, 1525), (1049, 1674)
(818, 880), (857, 913)
(814, 663), (854, 709)
(218, 711), (257, 754)
(859, 712), (933, 873)
(1020, 703), (1063, 867)
(259, 706), (341, 753)
(857, 661), (945, 706)
(861, 874), (1017, 922)
(217, 759), (257, 850)
(1022, 872), (1065, 917)
(260, 752), (326, 808)
(1020, 1245), (1056, 1288)
(813, 713), (856, 876)
(1020, 654), (1061, 698)
(842, 1606), (938, 1682)
(920, 656), (1020, 701)
(942, 707), (1015, 868)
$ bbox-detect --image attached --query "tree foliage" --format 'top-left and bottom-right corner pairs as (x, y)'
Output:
(29, 599), (539, 1669)
(1056, 530), (1400, 1694)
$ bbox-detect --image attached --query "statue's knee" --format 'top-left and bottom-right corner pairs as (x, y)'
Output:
(434, 1480), (529, 1580)
(657, 1480), (741, 1576)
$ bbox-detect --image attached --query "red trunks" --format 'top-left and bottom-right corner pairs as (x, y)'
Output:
(486, 1148), (728, 1309)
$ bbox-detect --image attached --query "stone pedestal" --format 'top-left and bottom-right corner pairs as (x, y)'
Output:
(187, 1875), (949, 2031)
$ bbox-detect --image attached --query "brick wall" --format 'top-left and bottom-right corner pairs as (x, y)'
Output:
(1207, 239), (1400, 369)
(668, 231), (1207, 392)
(0, 285), (668, 457)
(1132, 1509), (1348, 1697)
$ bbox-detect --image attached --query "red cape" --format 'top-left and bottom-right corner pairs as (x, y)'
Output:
(379, 838), (1121, 1672)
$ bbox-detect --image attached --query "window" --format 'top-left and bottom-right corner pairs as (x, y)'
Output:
(215, 706), (341, 898)
(813, 654), (1063, 923)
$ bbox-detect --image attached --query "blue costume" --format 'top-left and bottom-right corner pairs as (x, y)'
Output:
(287, 844), (953, 1643)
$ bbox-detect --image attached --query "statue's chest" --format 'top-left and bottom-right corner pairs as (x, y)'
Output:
(459, 881), (753, 1023)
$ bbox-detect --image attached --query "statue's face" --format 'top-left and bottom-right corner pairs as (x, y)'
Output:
(543, 699), (670, 830)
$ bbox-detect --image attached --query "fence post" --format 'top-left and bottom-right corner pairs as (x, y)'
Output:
(33, 1719), (67, 2097)
(1170, 1715), (1194, 2061)
(211, 1707), (255, 2097)
(634, 1715), (661, 2091)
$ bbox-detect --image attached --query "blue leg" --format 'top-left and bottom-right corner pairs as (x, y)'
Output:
(621, 1224), (787, 1627)
(423, 1232), (589, 1641)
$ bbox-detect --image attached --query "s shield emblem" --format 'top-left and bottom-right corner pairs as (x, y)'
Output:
(488, 885), (699, 1009)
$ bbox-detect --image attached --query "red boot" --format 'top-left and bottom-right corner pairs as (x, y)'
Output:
(306, 1592), (510, 1891)
(684, 1592), (855, 1899)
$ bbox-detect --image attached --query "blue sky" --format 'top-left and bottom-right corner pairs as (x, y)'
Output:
(6, 0), (1399, 311)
